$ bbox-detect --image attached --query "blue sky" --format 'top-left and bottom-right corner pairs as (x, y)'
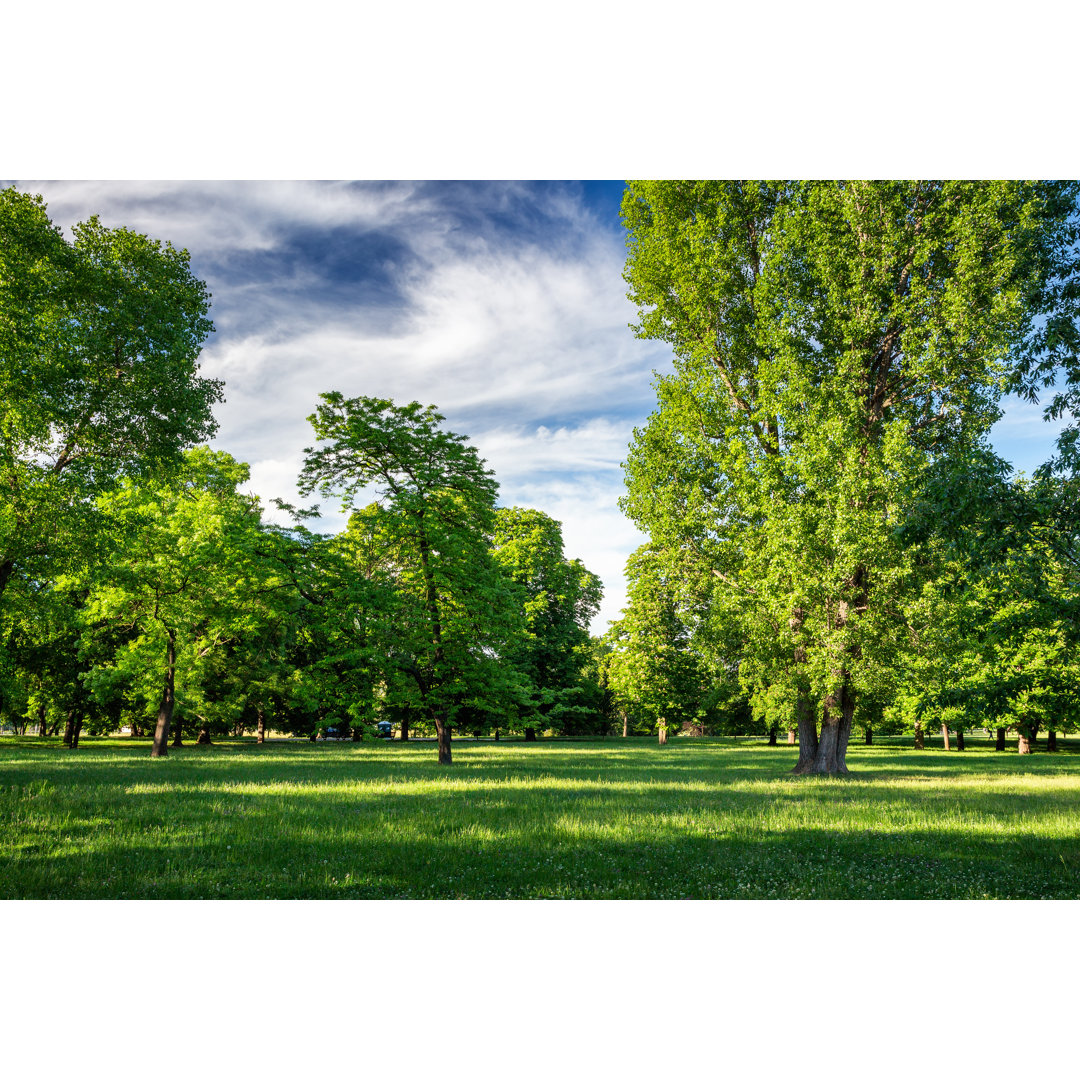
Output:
(14, 180), (1070, 631)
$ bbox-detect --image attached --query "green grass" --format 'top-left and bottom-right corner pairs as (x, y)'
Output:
(2, 735), (1079, 899)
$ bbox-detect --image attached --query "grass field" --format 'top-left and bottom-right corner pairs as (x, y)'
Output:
(2, 735), (1078, 899)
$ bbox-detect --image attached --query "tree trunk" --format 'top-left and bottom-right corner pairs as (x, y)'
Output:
(0, 558), (14, 604)
(171, 709), (184, 748)
(787, 728), (796, 745)
(196, 728), (212, 745)
(805, 676), (853, 775)
(435, 717), (452, 765)
(956, 727), (965, 751)
(658, 726), (668, 746)
(1018, 731), (1031, 754)
(524, 727), (537, 742)
(788, 610), (820, 774)
(49, 714), (66, 737)
(791, 696), (819, 774)
(1048, 729), (1058, 751)
(399, 715), (409, 741)
(151, 634), (177, 758)
(995, 727), (1006, 751)
(493, 728), (500, 741)
(940, 723), (951, 751)
(622, 711), (629, 738)
(256, 708), (266, 744)
(69, 717), (83, 749)
(37, 702), (48, 736)
(767, 726), (777, 746)
(63, 713), (75, 746)
(913, 720), (924, 749)
(865, 727), (873, 745)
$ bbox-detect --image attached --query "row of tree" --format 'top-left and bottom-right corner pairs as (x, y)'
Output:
(0, 188), (624, 762)
(602, 181), (1080, 770)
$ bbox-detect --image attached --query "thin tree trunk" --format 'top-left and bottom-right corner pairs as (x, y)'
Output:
(69, 717), (83, 749)
(787, 728), (796, 745)
(171, 708), (184, 748)
(767, 726), (777, 746)
(63, 713), (75, 746)
(658, 726), (668, 746)
(995, 727), (1005, 751)
(1047, 729), (1058, 752)
(622, 711), (629, 738)
(196, 727), (212, 745)
(400, 715), (409, 741)
(1018, 731), (1031, 754)
(49, 714), (66, 737)
(914, 720), (924, 749)
(493, 728), (499, 741)
(941, 724), (951, 751)
(865, 727), (873, 745)
(956, 727), (965, 751)
(0, 559), (14, 604)
(151, 634), (177, 758)
(256, 708), (266, 744)
(37, 702), (47, 737)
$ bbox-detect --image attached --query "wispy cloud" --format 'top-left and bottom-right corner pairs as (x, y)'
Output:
(15, 180), (667, 630)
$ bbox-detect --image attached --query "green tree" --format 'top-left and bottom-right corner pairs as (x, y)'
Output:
(621, 180), (1080, 773)
(491, 507), (602, 737)
(299, 394), (525, 764)
(0, 188), (222, 607)
(79, 448), (267, 756)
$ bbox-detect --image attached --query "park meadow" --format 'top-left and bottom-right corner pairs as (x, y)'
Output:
(2, 734), (1078, 900)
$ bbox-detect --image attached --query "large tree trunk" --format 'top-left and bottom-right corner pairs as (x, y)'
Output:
(1018, 732), (1031, 754)
(791, 696), (819, 774)
(1047, 729), (1058, 752)
(399, 715), (409, 741)
(787, 728), (796, 745)
(658, 726), (668, 746)
(151, 634), (177, 758)
(788, 612), (819, 774)
(914, 720), (924, 749)
(524, 727), (537, 742)
(956, 727), (965, 751)
(63, 713), (76, 746)
(256, 708), (266, 744)
(995, 727), (1006, 751)
(941, 724), (951, 751)
(865, 727), (873, 746)
(435, 717), (452, 765)
(806, 676), (854, 775)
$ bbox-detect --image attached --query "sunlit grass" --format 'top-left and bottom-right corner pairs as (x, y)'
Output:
(1, 735), (1078, 899)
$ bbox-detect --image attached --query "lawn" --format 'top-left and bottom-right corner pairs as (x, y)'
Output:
(1, 735), (1078, 899)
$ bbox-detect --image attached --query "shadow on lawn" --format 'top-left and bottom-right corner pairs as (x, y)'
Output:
(4, 759), (1080, 899)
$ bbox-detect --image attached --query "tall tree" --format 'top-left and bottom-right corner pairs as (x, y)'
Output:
(0, 188), (222, 607)
(491, 507), (602, 737)
(79, 449), (267, 757)
(299, 394), (524, 764)
(621, 180), (1080, 774)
